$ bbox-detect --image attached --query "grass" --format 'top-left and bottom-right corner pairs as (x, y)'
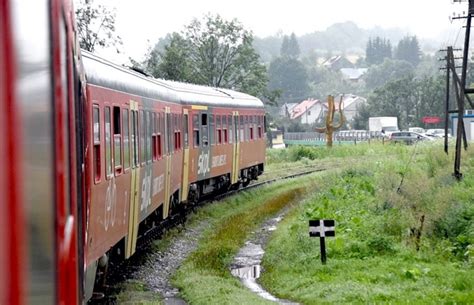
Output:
(115, 279), (161, 305)
(260, 144), (474, 304)
(117, 142), (473, 304)
(172, 175), (325, 305)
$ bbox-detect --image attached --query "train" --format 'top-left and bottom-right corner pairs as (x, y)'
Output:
(0, 0), (266, 304)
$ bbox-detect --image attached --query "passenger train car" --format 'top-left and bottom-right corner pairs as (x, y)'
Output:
(82, 52), (265, 300)
(1, 0), (266, 303)
(1, 0), (83, 304)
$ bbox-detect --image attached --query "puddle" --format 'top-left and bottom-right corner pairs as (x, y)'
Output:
(230, 214), (298, 305)
(231, 265), (261, 279)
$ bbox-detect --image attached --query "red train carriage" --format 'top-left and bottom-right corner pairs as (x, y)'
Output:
(171, 83), (266, 201)
(1, 0), (83, 304)
(81, 52), (265, 300)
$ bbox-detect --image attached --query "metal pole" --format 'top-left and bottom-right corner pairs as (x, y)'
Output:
(320, 237), (327, 264)
(445, 53), (450, 154)
(454, 0), (472, 179)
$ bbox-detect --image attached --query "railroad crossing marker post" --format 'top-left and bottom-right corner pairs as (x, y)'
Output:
(309, 220), (335, 264)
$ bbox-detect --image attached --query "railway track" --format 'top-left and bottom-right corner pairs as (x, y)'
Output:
(91, 166), (326, 304)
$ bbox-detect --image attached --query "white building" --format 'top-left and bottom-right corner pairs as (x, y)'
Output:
(340, 68), (368, 83)
(340, 94), (367, 123)
(290, 99), (323, 124)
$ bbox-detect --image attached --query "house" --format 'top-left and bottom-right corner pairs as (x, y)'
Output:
(322, 55), (354, 70)
(340, 94), (367, 124)
(316, 94), (366, 128)
(279, 103), (298, 117)
(340, 68), (368, 82)
(290, 99), (323, 124)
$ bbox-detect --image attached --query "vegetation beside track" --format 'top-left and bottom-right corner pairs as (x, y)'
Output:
(261, 144), (474, 303)
(116, 142), (472, 304)
(172, 175), (324, 305)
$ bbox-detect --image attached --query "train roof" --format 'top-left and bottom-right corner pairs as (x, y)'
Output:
(82, 51), (264, 109)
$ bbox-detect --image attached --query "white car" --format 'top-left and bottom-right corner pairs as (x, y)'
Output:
(425, 129), (452, 138)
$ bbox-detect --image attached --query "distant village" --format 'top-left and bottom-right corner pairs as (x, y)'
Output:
(277, 55), (367, 129)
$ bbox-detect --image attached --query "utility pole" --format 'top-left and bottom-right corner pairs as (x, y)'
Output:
(440, 47), (464, 154)
(444, 0), (474, 180)
(453, 0), (474, 179)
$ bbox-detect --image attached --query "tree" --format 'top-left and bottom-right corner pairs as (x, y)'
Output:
(366, 36), (392, 65)
(75, 0), (122, 53)
(150, 33), (192, 82)
(280, 33), (300, 58)
(365, 58), (414, 90)
(356, 74), (444, 129)
(395, 36), (421, 66)
(268, 57), (309, 103)
(150, 14), (268, 98)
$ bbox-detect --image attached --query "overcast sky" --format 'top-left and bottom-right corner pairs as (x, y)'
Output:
(82, 0), (468, 64)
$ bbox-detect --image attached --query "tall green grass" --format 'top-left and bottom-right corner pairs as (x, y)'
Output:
(172, 176), (322, 305)
(261, 145), (474, 303)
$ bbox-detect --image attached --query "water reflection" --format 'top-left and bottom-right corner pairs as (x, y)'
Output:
(231, 265), (261, 279)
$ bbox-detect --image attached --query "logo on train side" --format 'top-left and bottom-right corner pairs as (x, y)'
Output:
(104, 177), (117, 231)
(152, 174), (164, 197)
(211, 155), (226, 168)
(198, 151), (210, 175)
(140, 171), (152, 212)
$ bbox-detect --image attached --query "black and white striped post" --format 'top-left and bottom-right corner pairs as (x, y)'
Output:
(309, 220), (335, 264)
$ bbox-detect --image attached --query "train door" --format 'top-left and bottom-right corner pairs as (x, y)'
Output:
(125, 100), (140, 259)
(163, 107), (172, 218)
(196, 109), (211, 181)
(181, 109), (190, 202)
(231, 111), (240, 184)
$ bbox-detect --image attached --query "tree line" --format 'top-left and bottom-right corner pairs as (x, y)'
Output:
(76, 0), (446, 131)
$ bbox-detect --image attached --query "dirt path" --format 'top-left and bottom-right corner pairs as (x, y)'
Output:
(131, 220), (211, 305)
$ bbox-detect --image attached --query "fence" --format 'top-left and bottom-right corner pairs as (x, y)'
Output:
(283, 131), (384, 146)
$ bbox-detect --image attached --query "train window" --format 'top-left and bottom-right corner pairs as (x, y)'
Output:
(239, 116), (244, 142)
(93, 105), (101, 182)
(158, 113), (163, 159)
(166, 113), (173, 154)
(174, 114), (178, 151)
(228, 116), (233, 144)
(201, 113), (208, 147)
(216, 115), (221, 144)
(249, 115), (254, 140)
(130, 110), (137, 168)
(123, 109), (130, 170)
(140, 110), (145, 165)
(152, 113), (158, 161)
(209, 114), (214, 145)
(222, 115), (227, 144)
(193, 114), (200, 147)
(105, 106), (112, 178)
(184, 114), (189, 148)
(160, 112), (165, 155)
(147, 111), (152, 162)
(113, 107), (122, 174)
(178, 114), (182, 150)
(245, 116), (249, 141)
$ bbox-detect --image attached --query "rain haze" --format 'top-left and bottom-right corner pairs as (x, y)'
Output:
(84, 0), (467, 63)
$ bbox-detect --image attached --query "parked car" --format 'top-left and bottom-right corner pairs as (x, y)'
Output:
(426, 128), (452, 138)
(389, 131), (434, 144)
(409, 127), (425, 134)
